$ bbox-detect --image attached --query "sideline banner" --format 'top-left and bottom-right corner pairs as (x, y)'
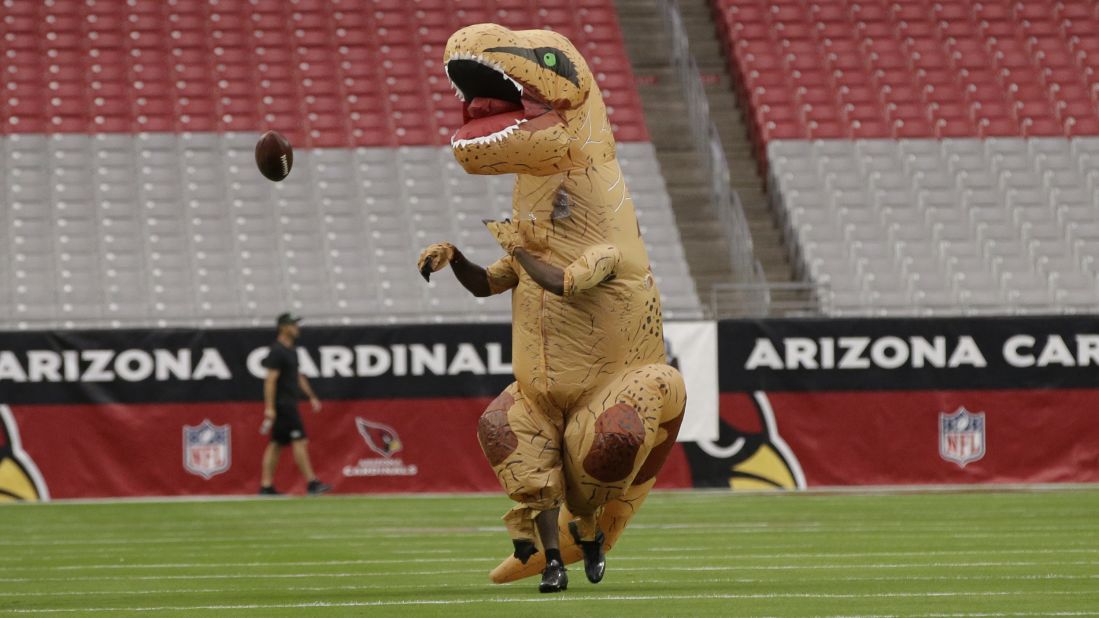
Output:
(0, 324), (701, 500)
(706, 316), (1099, 488)
(3, 316), (1095, 500)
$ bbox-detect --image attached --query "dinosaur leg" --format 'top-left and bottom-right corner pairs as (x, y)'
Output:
(489, 364), (686, 583)
(475, 384), (565, 556)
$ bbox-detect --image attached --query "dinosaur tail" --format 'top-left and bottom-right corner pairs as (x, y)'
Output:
(488, 478), (656, 584)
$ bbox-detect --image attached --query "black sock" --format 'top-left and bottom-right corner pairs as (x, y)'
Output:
(513, 539), (538, 564)
(545, 548), (562, 564)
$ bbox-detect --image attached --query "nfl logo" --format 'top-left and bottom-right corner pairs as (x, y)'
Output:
(183, 420), (231, 479)
(939, 407), (986, 468)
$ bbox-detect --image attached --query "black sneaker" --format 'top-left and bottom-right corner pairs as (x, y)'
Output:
(539, 559), (568, 593)
(258, 486), (281, 496)
(307, 480), (332, 495)
(569, 521), (606, 583)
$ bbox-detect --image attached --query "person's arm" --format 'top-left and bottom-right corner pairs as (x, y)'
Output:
(261, 369), (279, 433)
(484, 219), (618, 297)
(418, 242), (494, 297)
(449, 249), (493, 297)
(513, 247), (565, 296)
(299, 374), (322, 412)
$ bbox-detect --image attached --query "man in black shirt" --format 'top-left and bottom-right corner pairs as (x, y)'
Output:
(258, 312), (331, 495)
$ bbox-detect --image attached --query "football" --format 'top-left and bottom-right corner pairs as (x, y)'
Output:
(255, 130), (293, 181)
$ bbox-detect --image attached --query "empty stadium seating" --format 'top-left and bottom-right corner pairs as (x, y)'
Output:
(1, 0), (702, 329)
(771, 137), (1099, 313)
(711, 0), (1099, 314)
(1, 0), (647, 146)
(0, 134), (697, 329)
(713, 0), (1099, 149)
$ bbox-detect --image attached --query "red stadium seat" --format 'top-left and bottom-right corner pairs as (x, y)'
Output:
(711, 0), (1099, 151)
(1020, 115), (1065, 136)
(1065, 115), (1099, 135)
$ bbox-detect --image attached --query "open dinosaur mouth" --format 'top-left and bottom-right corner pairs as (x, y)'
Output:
(445, 55), (557, 148)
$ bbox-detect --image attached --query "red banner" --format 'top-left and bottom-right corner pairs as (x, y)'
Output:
(3, 316), (1096, 501)
(715, 390), (1099, 487)
(707, 317), (1099, 489)
(3, 399), (694, 499)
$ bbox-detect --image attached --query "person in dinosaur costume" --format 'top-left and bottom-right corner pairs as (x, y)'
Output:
(417, 24), (687, 593)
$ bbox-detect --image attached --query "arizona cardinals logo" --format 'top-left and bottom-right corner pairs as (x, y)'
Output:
(355, 418), (403, 458)
(682, 392), (805, 490)
(0, 405), (50, 502)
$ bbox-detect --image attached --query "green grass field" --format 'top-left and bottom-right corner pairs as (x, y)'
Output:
(1, 489), (1098, 617)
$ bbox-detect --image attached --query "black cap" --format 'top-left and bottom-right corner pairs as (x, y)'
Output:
(276, 312), (303, 327)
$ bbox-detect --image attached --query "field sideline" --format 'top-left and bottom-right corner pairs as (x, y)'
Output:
(1, 489), (1098, 617)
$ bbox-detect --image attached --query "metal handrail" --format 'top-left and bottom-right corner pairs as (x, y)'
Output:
(710, 281), (830, 318)
(661, 0), (764, 286)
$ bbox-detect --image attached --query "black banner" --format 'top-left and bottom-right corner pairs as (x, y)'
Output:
(0, 324), (514, 405)
(720, 316), (1099, 392)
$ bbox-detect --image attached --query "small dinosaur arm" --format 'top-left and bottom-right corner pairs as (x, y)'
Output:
(429, 24), (686, 584)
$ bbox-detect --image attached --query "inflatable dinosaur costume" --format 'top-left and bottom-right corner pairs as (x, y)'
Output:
(418, 24), (686, 587)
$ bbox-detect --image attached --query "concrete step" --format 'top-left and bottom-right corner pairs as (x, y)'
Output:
(614, 0), (739, 300)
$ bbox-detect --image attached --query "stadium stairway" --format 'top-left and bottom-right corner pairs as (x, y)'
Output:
(677, 0), (799, 285)
(613, 0), (736, 298)
(614, 0), (800, 295)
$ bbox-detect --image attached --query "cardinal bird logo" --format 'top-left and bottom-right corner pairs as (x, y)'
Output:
(0, 405), (50, 502)
(681, 392), (805, 491)
(355, 418), (403, 459)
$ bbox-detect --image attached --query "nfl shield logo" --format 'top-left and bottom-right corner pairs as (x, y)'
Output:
(939, 407), (986, 468)
(183, 420), (231, 479)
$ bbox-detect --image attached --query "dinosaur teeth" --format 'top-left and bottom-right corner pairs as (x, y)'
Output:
(450, 119), (528, 150)
(443, 64), (466, 101)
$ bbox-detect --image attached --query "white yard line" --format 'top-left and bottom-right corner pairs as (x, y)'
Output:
(6, 549), (1099, 572)
(0, 570), (474, 584)
(4, 573), (1099, 599)
(9, 482), (1097, 507)
(809, 614), (1099, 618)
(3, 560), (1099, 584)
(3, 523), (1097, 548)
(4, 593), (1099, 614)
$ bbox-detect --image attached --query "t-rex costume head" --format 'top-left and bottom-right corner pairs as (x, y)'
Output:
(444, 24), (614, 176)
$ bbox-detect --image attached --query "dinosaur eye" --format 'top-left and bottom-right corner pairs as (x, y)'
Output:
(542, 52), (557, 67)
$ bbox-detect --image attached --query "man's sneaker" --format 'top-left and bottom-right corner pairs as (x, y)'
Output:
(307, 480), (332, 495)
(569, 521), (606, 583)
(258, 486), (281, 496)
(539, 559), (568, 593)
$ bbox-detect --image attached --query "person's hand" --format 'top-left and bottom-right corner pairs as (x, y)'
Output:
(483, 219), (523, 256)
(310, 397), (322, 413)
(260, 408), (275, 434)
(417, 242), (457, 281)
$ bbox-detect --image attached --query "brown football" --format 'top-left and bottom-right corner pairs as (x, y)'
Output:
(255, 130), (293, 181)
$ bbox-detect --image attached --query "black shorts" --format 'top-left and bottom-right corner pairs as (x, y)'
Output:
(271, 405), (307, 445)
